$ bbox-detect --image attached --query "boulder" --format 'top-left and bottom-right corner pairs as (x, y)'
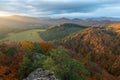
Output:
(23, 68), (57, 80)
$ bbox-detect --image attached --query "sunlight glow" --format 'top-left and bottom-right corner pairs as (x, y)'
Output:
(0, 11), (14, 17)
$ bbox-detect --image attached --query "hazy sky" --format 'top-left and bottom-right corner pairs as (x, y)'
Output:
(0, 0), (120, 18)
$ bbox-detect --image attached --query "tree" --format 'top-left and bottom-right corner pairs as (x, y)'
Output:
(20, 41), (34, 49)
(18, 56), (33, 80)
(0, 53), (11, 66)
(18, 48), (43, 79)
(39, 42), (56, 53)
(42, 47), (89, 80)
(33, 43), (44, 54)
(5, 46), (17, 57)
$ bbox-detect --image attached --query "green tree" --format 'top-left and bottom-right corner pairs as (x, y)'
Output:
(42, 47), (89, 80)
(5, 46), (17, 57)
(33, 43), (44, 54)
(18, 48), (43, 80)
(18, 57), (33, 80)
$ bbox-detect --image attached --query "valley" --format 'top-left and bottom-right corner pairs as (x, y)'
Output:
(0, 29), (45, 43)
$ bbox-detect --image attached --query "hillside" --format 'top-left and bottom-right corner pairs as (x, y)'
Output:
(62, 28), (120, 79)
(107, 23), (120, 33)
(63, 28), (119, 54)
(39, 23), (88, 41)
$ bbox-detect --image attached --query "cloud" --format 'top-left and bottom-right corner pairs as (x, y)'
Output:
(0, 0), (120, 17)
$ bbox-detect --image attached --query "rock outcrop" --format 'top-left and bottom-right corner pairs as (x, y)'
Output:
(23, 68), (57, 80)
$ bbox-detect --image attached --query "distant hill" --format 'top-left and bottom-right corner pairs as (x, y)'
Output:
(40, 17), (112, 27)
(72, 18), (83, 21)
(39, 23), (88, 41)
(86, 17), (120, 22)
(0, 15), (52, 28)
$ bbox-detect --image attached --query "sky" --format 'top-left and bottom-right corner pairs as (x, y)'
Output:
(0, 0), (120, 18)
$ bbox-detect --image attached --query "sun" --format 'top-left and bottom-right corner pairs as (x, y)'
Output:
(0, 11), (14, 17)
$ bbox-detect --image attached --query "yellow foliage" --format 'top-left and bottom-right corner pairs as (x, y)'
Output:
(20, 41), (34, 49)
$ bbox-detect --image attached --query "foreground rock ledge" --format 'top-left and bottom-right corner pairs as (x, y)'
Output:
(23, 68), (57, 80)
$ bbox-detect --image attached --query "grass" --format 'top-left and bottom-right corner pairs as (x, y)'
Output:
(0, 29), (45, 43)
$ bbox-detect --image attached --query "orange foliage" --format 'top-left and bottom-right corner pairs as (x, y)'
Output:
(108, 23), (120, 30)
(0, 44), (24, 80)
(0, 53), (11, 66)
(0, 66), (9, 77)
(107, 23), (120, 33)
(0, 53), (11, 79)
(0, 53), (23, 80)
(39, 42), (56, 53)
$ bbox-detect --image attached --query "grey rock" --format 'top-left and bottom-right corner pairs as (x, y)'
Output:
(23, 68), (57, 80)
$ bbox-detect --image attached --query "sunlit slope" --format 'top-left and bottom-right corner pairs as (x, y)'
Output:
(0, 29), (45, 43)
(62, 28), (120, 79)
(107, 23), (120, 33)
(63, 28), (120, 54)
